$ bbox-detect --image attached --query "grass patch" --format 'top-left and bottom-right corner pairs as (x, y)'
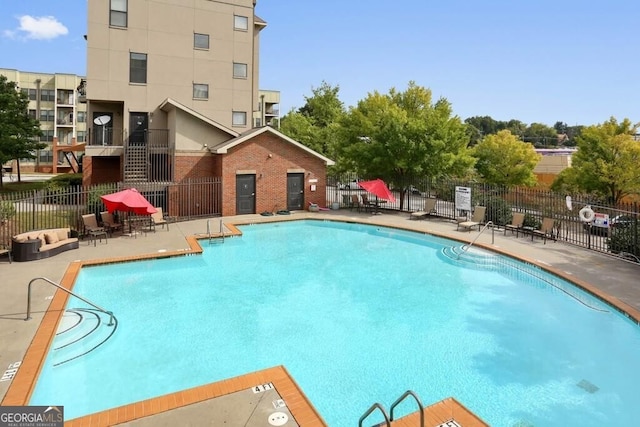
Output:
(0, 181), (48, 194)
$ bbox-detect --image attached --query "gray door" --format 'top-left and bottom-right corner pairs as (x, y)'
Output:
(287, 173), (304, 210)
(236, 174), (256, 214)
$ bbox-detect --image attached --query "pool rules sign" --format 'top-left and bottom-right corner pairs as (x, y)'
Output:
(455, 186), (472, 212)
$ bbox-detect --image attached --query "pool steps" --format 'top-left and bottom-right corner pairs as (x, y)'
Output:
(52, 308), (118, 366)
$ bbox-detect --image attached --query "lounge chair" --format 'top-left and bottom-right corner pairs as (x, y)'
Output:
(456, 206), (486, 232)
(150, 207), (169, 231)
(532, 217), (556, 244)
(504, 212), (525, 236)
(410, 198), (437, 220)
(100, 211), (123, 236)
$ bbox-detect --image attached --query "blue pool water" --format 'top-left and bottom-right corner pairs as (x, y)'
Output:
(29, 220), (640, 426)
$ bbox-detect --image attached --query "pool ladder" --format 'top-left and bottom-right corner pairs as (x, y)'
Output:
(26, 277), (115, 326)
(457, 221), (493, 259)
(359, 390), (424, 427)
(206, 218), (226, 243)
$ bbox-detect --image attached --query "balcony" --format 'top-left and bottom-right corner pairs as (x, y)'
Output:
(89, 127), (123, 147)
(77, 79), (86, 103)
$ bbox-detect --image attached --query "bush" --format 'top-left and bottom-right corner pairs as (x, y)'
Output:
(48, 173), (83, 187)
(523, 213), (541, 229)
(0, 201), (16, 223)
(608, 224), (640, 257)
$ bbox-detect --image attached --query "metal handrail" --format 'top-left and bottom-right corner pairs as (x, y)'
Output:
(206, 218), (225, 243)
(458, 221), (494, 259)
(26, 277), (114, 326)
(358, 402), (390, 427)
(390, 390), (424, 426)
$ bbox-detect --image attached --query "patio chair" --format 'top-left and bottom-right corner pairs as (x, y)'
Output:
(150, 207), (169, 231)
(361, 194), (375, 213)
(0, 242), (11, 263)
(532, 217), (556, 244)
(82, 213), (104, 233)
(504, 212), (525, 236)
(410, 198), (437, 220)
(100, 211), (123, 236)
(350, 194), (361, 212)
(456, 206), (486, 232)
(81, 213), (108, 245)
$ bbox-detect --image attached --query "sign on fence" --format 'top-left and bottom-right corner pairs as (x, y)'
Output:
(455, 186), (471, 212)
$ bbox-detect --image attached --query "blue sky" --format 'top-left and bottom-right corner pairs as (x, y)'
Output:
(1, 1), (638, 127)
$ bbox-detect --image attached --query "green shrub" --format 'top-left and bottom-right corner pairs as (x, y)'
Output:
(608, 223), (640, 257)
(48, 173), (83, 187)
(0, 201), (16, 223)
(523, 213), (541, 229)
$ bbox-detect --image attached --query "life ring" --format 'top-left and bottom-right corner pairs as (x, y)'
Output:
(579, 205), (595, 222)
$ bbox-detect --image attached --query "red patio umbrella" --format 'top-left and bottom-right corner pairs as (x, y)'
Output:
(100, 188), (157, 215)
(358, 179), (397, 203)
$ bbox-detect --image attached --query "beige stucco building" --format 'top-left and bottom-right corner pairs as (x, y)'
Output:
(0, 68), (87, 174)
(84, 0), (265, 183)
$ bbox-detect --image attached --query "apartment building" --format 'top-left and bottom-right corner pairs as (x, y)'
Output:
(83, 0), (332, 215)
(83, 0), (260, 182)
(0, 68), (87, 174)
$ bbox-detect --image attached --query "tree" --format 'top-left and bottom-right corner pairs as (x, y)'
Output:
(550, 117), (640, 204)
(279, 81), (345, 158)
(337, 82), (475, 208)
(0, 75), (44, 185)
(523, 122), (558, 146)
(472, 130), (541, 187)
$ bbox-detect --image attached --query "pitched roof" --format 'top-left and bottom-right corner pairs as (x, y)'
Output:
(209, 126), (335, 166)
(159, 98), (239, 138)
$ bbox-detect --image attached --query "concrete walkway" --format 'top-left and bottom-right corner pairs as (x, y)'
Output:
(1, 209), (639, 425)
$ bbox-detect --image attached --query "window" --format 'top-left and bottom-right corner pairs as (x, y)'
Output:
(254, 118), (262, 127)
(233, 63), (247, 79)
(40, 110), (54, 122)
(193, 83), (208, 99)
(39, 149), (53, 163)
(28, 109), (37, 119)
(194, 33), (209, 49)
(40, 129), (54, 142)
(40, 89), (55, 102)
(22, 88), (37, 100)
(77, 131), (86, 143)
(77, 111), (86, 123)
(232, 111), (247, 127)
(130, 52), (147, 84)
(110, 0), (127, 27)
(234, 15), (248, 31)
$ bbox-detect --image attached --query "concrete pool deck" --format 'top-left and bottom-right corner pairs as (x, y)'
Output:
(1, 209), (639, 426)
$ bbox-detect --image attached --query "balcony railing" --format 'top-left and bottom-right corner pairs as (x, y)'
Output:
(88, 128), (169, 148)
(89, 127), (123, 146)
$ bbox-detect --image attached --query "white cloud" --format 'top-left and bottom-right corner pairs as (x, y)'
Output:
(16, 15), (68, 40)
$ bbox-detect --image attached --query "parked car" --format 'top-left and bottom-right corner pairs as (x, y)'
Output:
(583, 214), (635, 235)
(340, 180), (362, 190)
(406, 185), (422, 195)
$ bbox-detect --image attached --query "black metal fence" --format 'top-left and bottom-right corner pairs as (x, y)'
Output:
(2, 176), (639, 262)
(327, 175), (640, 262)
(0, 178), (222, 246)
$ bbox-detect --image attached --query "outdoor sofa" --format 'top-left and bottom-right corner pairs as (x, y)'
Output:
(11, 227), (79, 262)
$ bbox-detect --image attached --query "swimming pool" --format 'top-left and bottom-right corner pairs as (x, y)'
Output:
(29, 220), (640, 426)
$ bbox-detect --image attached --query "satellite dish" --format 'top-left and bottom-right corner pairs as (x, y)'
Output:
(93, 115), (111, 126)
